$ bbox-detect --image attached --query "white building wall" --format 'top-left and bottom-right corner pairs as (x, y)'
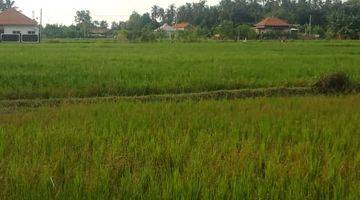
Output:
(3, 25), (39, 35)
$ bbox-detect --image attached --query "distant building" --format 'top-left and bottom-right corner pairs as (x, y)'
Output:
(90, 27), (109, 38)
(0, 8), (39, 42)
(172, 22), (191, 31)
(155, 23), (174, 37)
(255, 17), (290, 34)
(155, 22), (191, 39)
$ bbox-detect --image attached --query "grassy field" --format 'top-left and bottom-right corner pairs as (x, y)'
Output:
(0, 41), (360, 100)
(1, 41), (359, 199)
(0, 96), (359, 199)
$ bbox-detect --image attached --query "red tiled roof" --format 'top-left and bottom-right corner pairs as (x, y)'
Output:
(173, 22), (190, 29)
(0, 8), (37, 26)
(255, 17), (290, 28)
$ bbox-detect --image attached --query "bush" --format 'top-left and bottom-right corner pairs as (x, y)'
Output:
(139, 28), (156, 42)
(313, 72), (350, 93)
(325, 29), (335, 40)
(214, 21), (235, 40)
(115, 31), (128, 42)
(173, 29), (202, 42)
(154, 30), (169, 41)
(236, 24), (257, 40)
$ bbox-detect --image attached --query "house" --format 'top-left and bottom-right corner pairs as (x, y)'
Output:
(155, 22), (191, 38)
(0, 8), (39, 42)
(172, 22), (191, 31)
(155, 23), (174, 38)
(90, 27), (109, 38)
(255, 17), (290, 34)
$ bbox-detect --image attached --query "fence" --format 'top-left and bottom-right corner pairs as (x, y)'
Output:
(0, 34), (39, 42)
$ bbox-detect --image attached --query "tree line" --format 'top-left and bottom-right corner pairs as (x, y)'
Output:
(6, 0), (357, 40)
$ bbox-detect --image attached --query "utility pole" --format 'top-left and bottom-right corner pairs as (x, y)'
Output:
(39, 8), (42, 43)
(309, 15), (312, 36)
(83, 23), (86, 38)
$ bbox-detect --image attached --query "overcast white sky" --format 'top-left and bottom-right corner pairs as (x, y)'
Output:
(14, 0), (219, 25)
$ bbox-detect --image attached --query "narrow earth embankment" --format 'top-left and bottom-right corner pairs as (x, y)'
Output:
(2, 86), (359, 110)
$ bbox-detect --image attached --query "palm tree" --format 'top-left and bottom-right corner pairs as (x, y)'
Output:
(151, 5), (160, 22)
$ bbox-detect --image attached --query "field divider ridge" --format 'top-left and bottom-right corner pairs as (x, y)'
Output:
(0, 87), (320, 109)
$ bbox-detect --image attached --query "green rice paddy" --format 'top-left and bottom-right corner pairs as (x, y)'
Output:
(0, 41), (359, 199)
(1, 96), (359, 199)
(0, 41), (359, 100)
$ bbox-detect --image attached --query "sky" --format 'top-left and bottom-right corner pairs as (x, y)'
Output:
(14, 0), (219, 25)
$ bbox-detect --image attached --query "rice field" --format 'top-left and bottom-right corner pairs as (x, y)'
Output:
(0, 41), (360, 100)
(1, 41), (360, 199)
(0, 96), (359, 199)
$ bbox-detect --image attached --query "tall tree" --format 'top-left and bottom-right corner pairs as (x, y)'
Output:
(1, 0), (14, 10)
(218, 0), (234, 22)
(126, 12), (143, 30)
(93, 20), (100, 27)
(99, 21), (108, 29)
(0, 0), (4, 11)
(215, 20), (235, 40)
(75, 10), (92, 25)
(176, 3), (193, 23)
(151, 5), (165, 23)
(164, 4), (176, 25)
(5, 0), (14, 9)
(0, 0), (15, 11)
(75, 10), (92, 38)
(328, 0), (360, 39)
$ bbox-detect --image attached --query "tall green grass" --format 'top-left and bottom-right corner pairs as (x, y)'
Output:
(0, 95), (359, 199)
(1, 41), (360, 100)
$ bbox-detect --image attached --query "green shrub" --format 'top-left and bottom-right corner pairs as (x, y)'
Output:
(236, 24), (257, 40)
(313, 72), (350, 93)
(173, 29), (202, 42)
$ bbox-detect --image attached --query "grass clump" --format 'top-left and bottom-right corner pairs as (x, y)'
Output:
(313, 72), (351, 93)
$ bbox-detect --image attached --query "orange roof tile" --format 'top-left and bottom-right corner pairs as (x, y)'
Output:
(173, 22), (190, 29)
(255, 17), (290, 28)
(0, 8), (37, 26)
